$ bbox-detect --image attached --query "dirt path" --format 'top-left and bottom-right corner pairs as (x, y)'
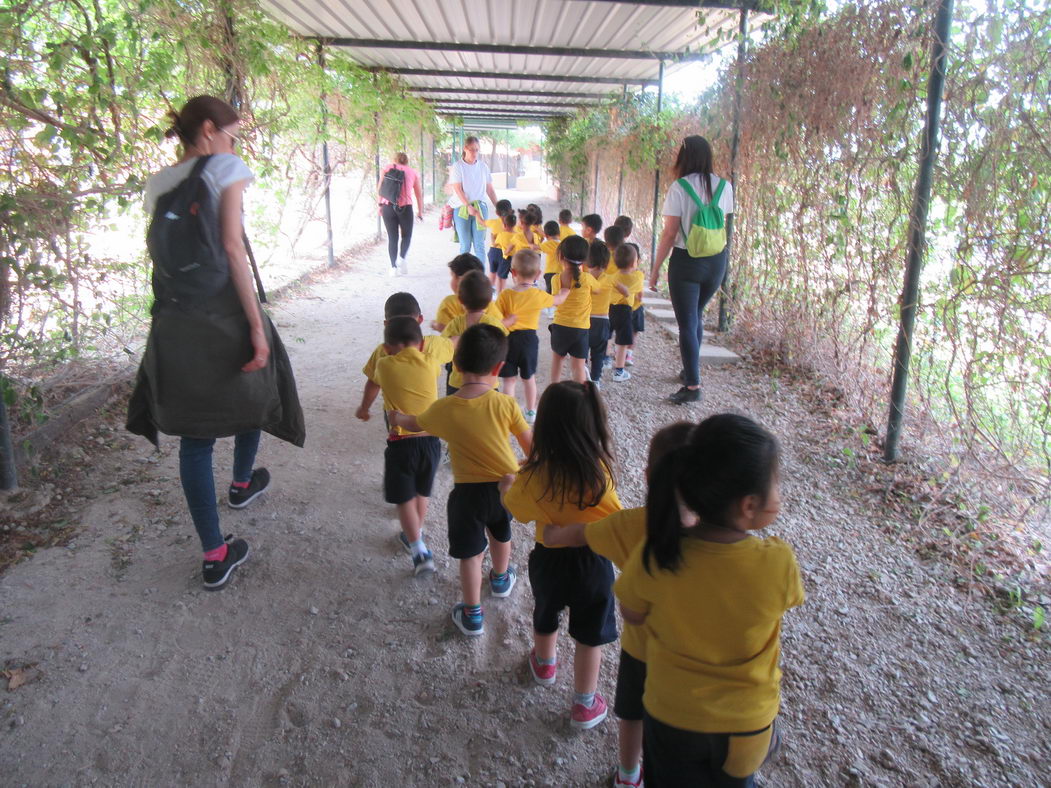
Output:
(1, 193), (1047, 787)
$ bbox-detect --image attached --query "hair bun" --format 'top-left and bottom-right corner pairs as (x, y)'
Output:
(163, 110), (182, 140)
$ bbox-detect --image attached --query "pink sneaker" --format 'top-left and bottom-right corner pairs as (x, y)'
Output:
(528, 649), (557, 686)
(570, 692), (608, 730)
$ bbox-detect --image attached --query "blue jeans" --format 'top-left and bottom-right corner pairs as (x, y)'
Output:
(453, 201), (488, 260)
(179, 430), (261, 551)
(668, 246), (728, 388)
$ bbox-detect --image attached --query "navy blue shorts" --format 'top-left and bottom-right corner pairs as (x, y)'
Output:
(528, 544), (617, 647)
(487, 246), (504, 274)
(610, 303), (634, 346)
(383, 436), (441, 505)
(614, 648), (647, 721)
(447, 482), (512, 559)
(497, 254), (513, 279)
(500, 329), (539, 380)
(632, 306), (645, 333)
(549, 323), (589, 360)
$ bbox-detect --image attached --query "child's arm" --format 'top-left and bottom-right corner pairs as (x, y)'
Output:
(542, 523), (587, 548)
(514, 429), (533, 456)
(620, 604), (648, 626)
(355, 380), (381, 421)
(615, 282), (630, 297)
(430, 320), (446, 331)
(551, 288), (570, 306)
(388, 410), (422, 433)
(498, 473), (516, 497)
(501, 313), (517, 328)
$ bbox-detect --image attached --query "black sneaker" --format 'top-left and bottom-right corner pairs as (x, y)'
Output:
(202, 536), (249, 590)
(668, 386), (702, 405)
(228, 468), (270, 509)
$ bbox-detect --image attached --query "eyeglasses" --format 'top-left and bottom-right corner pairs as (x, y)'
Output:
(220, 128), (241, 146)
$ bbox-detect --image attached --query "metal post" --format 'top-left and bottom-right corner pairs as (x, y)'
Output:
(0, 377), (17, 491)
(649, 60), (665, 265)
(431, 136), (437, 204)
(419, 125), (425, 205)
(222, 8), (243, 110)
(617, 85), (627, 216)
(374, 110), (381, 239)
(593, 154), (600, 214)
(718, 9), (749, 330)
(884, 0), (954, 462)
(317, 44), (336, 268)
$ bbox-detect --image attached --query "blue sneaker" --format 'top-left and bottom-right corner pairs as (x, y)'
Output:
(412, 549), (435, 576)
(451, 603), (484, 636)
(489, 565), (517, 598)
(397, 531), (425, 555)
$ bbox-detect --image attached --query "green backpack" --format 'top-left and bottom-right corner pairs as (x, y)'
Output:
(678, 177), (727, 258)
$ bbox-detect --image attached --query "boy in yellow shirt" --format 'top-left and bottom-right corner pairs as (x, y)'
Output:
(433, 253), (501, 332)
(584, 242), (615, 387)
(441, 270), (509, 393)
(627, 242), (645, 368)
(542, 421), (695, 788)
(604, 225), (626, 274)
(492, 212), (525, 292)
(356, 316), (453, 576)
(539, 220), (563, 296)
(496, 250), (569, 423)
(484, 199), (514, 288)
(389, 324), (533, 637)
(557, 208), (577, 239)
(581, 213), (603, 244)
(608, 245), (644, 382)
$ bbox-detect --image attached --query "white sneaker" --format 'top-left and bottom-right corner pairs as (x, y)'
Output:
(524, 409), (537, 425)
(397, 257), (408, 276)
(386, 265), (397, 278)
(612, 368), (631, 382)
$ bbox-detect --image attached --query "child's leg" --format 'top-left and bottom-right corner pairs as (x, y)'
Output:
(459, 554), (484, 606)
(615, 344), (629, 367)
(550, 352), (565, 384)
(414, 494), (428, 524)
(570, 356), (587, 384)
(535, 630), (558, 661)
(523, 375), (538, 412)
(573, 641), (603, 694)
(395, 500), (423, 543)
(619, 719), (644, 773)
(502, 376), (517, 399)
(489, 535), (510, 576)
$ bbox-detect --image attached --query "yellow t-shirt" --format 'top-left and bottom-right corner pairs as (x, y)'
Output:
(416, 389), (529, 483)
(484, 217), (504, 245)
(362, 335), (443, 382)
(539, 238), (562, 276)
(503, 468), (622, 545)
(610, 270), (644, 307)
(370, 337), (454, 436)
(615, 535), (805, 733)
(559, 224), (576, 239)
(436, 294), (502, 328)
(442, 312), (509, 389)
(588, 272), (616, 316)
(511, 231), (535, 254)
(493, 229), (518, 257)
(496, 287), (556, 331)
(633, 291), (643, 311)
(554, 270), (602, 329)
(532, 224), (544, 240)
(586, 507), (647, 659)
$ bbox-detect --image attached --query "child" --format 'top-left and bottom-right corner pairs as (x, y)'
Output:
(603, 225), (626, 274)
(517, 209), (539, 249)
(441, 270), (509, 394)
(485, 199), (514, 287)
(558, 208), (577, 239)
(613, 215), (633, 240)
(615, 414), (804, 787)
(362, 291), (431, 380)
(493, 212), (525, 291)
(501, 381), (621, 730)
(496, 250), (569, 424)
(608, 245), (643, 382)
(585, 242), (614, 387)
(539, 221), (563, 295)
(581, 213), (603, 243)
(626, 241), (644, 368)
(432, 254), (500, 332)
(550, 235), (603, 385)
(390, 325), (533, 636)
(356, 316), (453, 575)
(527, 203), (545, 238)
(543, 421), (695, 788)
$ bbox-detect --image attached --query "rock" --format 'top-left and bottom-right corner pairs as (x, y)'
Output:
(309, 606), (319, 616)
(78, 663), (88, 672)
(332, 718), (342, 729)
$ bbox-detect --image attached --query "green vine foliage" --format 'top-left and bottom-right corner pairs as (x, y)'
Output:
(1, 0), (436, 408)
(552, 0), (1049, 516)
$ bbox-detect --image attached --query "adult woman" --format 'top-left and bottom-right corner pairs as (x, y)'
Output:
(377, 152), (424, 277)
(649, 135), (734, 404)
(449, 136), (500, 260)
(127, 95), (305, 590)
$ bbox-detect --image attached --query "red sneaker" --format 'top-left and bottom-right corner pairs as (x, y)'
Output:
(528, 649), (557, 686)
(570, 691), (608, 730)
(613, 765), (644, 787)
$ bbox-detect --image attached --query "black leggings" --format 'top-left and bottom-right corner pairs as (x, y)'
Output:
(381, 203), (414, 266)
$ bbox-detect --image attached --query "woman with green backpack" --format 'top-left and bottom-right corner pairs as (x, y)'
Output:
(648, 136), (734, 404)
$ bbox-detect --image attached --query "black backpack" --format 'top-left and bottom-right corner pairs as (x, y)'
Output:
(379, 165), (405, 203)
(147, 155), (230, 304)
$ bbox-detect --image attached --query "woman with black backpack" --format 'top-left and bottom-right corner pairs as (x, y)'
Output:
(127, 95), (305, 591)
(648, 135), (735, 405)
(378, 152), (424, 277)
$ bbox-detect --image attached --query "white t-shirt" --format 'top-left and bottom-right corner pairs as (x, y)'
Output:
(662, 173), (734, 250)
(144, 153), (253, 215)
(448, 157), (492, 203)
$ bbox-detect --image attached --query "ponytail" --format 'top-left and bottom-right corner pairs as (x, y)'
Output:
(558, 235), (589, 289)
(643, 414), (781, 573)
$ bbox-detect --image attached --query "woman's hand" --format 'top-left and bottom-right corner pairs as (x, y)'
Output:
(417, 211), (424, 220)
(241, 326), (270, 372)
(467, 204), (481, 219)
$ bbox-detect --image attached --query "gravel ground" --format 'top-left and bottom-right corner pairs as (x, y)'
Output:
(0, 194), (1048, 787)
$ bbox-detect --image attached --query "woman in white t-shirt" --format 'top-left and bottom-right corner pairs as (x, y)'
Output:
(649, 136), (735, 404)
(128, 95), (304, 591)
(448, 136), (500, 259)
